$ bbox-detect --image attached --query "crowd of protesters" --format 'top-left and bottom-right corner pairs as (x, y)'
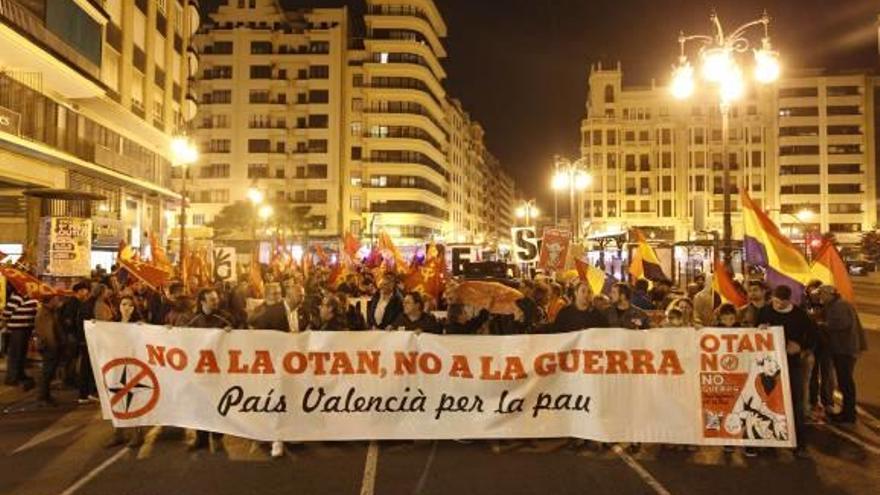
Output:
(0, 260), (868, 459)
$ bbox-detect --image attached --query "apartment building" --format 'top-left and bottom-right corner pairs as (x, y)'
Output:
(580, 62), (877, 246)
(193, 0), (515, 247)
(0, 0), (199, 261)
(190, 0), (347, 239)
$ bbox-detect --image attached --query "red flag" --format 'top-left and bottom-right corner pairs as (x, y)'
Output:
(118, 257), (172, 292)
(422, 243), (447, 300)
(148, 234), (172, 273)
(344, 232), (361, 258)
(249, 259), (264, 299)
(712, 260), (748, 307)
(811, 240), (855, 303)
(0, 266), (66, 299)
(314, 244), (329, 266)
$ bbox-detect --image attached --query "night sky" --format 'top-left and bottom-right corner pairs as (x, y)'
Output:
(202, 0), (879, 205)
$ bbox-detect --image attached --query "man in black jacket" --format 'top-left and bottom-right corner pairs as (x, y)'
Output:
(247, 283), (288, 332)
(187, 288), (233, 452)
(552, 282), (608, 333)
(818, 285), (866, 424)
(757, 284), (818, 458)
(367, 273), (403, 329)
(59, 281), (94, 402)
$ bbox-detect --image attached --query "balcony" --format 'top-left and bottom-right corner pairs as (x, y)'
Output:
(0, 0), (104, 98)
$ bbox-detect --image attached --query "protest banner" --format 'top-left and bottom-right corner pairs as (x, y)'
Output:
(86, 322), (796, 447)
(538, 229), (571, 271)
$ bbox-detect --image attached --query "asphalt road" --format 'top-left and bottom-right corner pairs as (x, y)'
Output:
(1, 307), (879, 494)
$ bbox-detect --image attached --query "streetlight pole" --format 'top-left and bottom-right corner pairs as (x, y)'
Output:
(670, 12), (781, 272)
(516, 200), (539, 228)
(171, 137), (198, 275)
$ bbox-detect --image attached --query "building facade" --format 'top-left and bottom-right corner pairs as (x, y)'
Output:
(0, 0), (199, 263)
(580, 62), (878, 246)
(191, 0), (514, 248)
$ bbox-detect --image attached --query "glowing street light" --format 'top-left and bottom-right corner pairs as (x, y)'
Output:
(796, 208), (815, 223)
(670, 12), (781, 271)
(247, 187), (264, 205)
(170, 136), (198, 273)
(258, 204), (274, 221)
(516, 199), (539, 227)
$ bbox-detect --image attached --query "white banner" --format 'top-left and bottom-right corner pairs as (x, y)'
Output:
(85, 322), (796, 447)
(212, 247), (237, 283)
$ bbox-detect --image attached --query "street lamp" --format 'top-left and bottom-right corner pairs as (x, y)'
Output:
(552, 156), (591, 240)
(171, 136), (198, 272)
(247, 187), (265, 205)
(670, 12), (781, 272)
(515, 199), (540, 227)
(783, 208), (817, 259)
(258, 204), (274, 221)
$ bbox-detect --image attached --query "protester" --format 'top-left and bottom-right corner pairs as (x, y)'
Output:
(631, 279), (654, 310)
(282, 279), (309, 333)
(738, 280), (769, 327)
(91, 284), (115, 322)
(105, 295), (147, 449)
(546, 282), (567, 322)
(662, 308), (684, 327)
(445, 303), (490, 335)
(1, 288), (39, 390)
(248, 282), (288, 331)
(367, 274), (403, 329)
(310, 294), (348, 331)
(551, 282), (608, 333)
(650, 279), (675, 311)
(606, 283), (650, 329)
(392, 292), (441, 333)
(818, 285), (866, 424)
(34, 295), (64, 405)
(757, 285), (817, 458)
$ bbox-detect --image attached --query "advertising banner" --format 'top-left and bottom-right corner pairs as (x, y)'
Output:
(85, 323), (795, 447)
(41, 217), (92, 277)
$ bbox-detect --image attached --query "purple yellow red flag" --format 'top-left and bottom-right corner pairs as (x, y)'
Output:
(628, 229), (667, 282)
(810, 239), (854, 303)
(712, 260), (748, 307)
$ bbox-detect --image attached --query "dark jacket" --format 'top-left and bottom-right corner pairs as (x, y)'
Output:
(445, 308), (490, 335)
(59, 297), (87, 342)
(391, 312), (442, 334)
(823, 297), (867, 355)
(187, 310), (234, 329)
(631, 291), (655, 311)
(345, 306), (367, 330)
(367, 292), (403, 329)
(757, 305), (818, 365)
(310, 316), (348, 331)
(605, 304), (650, 330)
(247, 302), (290, 332)
(552, 304), (609, 333)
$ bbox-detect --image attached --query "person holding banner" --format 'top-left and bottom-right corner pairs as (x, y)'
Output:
(187, 288), (234, 452)
(551, 282), (608, 333)
(105, 296), (147, 449)
(606, 283), (650, 330)
(368, 274), (403, 330)
(391, 292), (442, 333)
(247, 283), (288, 332)
(282, 279), (308, 333)
(309, 295), (349, 331)
(757, 285), (818, 458)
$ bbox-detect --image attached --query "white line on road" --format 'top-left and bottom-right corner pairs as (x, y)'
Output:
(58, 447), (128, 495)
(413, 441), (438, 495)
(823, 425), (880, 455)
(611, 445), (672, 495)
(359, 441), (379, 495)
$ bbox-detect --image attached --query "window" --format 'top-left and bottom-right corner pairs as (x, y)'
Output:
(640, 200), (650, 212)
(692, 153), (705, 168)
(351, 196), (362, 212)
(200, 163), (230, 178)
(306, 190), (328, 203)
(607, 153), (617, 169)
(780, 165), (820, 175)
(248, 139), (270, 153)
(249, 90), (269, 103)
(606, 130), (617, 145)
(206, 139), (230, 153)
(639, 154), (650, 171)
(827, 105), (861, 116)
(250, 41), (272, 54)
(625, 154), (636, 171)
(247, 163), (269, 178)
(309, 65), (330, 79)
(778, 87), (818, 98)
(829, 223), (862, 233)
(661, 176), (672, 191)
(352, 74), (364, 87)
(780, 184), (820, 194)
(661, 152), (672, 168)
(828, 203), (862, 214)
(828, 144), (861, 155)
(662, 200), (672, 217)
(352, 97), (363, 111)
(604, 85), (614, 103)
(350, 122), (362, 137)
(592, 130), (602, 146)
(779, 126), (819, 137)
(778, 107), (818, 117)
(827, 125), (862, 136)
(308, 115), (329, 128)
(351, 147), (362, 159)
(308, 140), (328, 153)
(309, 90), (329, 103)
(624, 131), (635, 143)
(639, 130), (649, 142)
(350, 172), (362, 186)
(250, 65), (272, 79)
(692, 128), (705, 145)
(779, 145), (819, 156)
(192, 214), (205, 226)
(694, 176), (705, 192)
(829, 164), (861, 175)
(827, 86), (860, 97)
(828, 184), (861, 194)
(307, 164), (327, 179)
(660, 128), (672, 145)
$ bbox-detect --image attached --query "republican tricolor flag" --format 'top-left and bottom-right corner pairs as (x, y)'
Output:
(628, 229), (667, 282)
(810, 239), (854, 303)
(741, 191), (812, 302)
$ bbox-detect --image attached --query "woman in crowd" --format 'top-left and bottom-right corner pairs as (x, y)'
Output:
(392, 292), (441, 333)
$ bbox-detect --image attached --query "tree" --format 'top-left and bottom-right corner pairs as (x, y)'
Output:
(209, 201), (256, 240)
(860, 227), (880, 266)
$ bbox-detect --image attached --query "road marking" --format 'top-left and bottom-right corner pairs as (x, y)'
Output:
(413, 441), (438, 495)
(359, 441), (379, 495)
(58, 447), (128, 495)
(611, 445), (672, 495)
(10, 410), (100, 455)
(823, 424), (880, 455)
